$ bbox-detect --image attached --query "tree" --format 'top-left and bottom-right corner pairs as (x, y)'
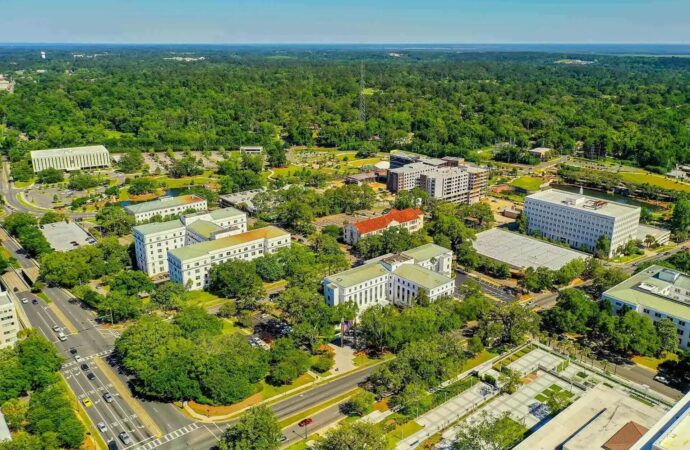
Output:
(96, 205), (135, 236)
(544, 388), (572, 414)
(267, 338), (311, 385)
(591, 266), (628, 296)
(170, 156), (204, 178)
(108, 270), (154, 296)
(478, 303), (540, 347)
(254, 253), (285, 282)
(453, 411), (526, 450)
(671, 198), (690, 234)
(128, 177), (159, 195)
(209, 260), (265, 309)
(39, 211), (66, 225)
(595, 234), (611, 258)
(467, 335), (485, 356)
(656, 318), (679, 355)
(1, 398), (28, 430)
(3, 212), (37, 236)
(18, 227), (52, 257)
(316, 421), (387, 450)
(174, 306), (224, 338)
(151, 281), (187, 310)
(218, 406), (282, 450)
(390, 382), (433, 416)
(36, 168), (64, 184)
(218, 301), (237, 318)
(117, 150), (145, 173)
(498, 367), (521, 394)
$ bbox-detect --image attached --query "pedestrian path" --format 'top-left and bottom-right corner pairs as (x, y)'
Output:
(132, 423), (200, 450)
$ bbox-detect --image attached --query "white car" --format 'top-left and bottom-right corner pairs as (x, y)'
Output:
(97, 422), (108, 433)
(52, 325), (61, 332)
(654, 375), (670, 384)
(21, 298), (28, 304)
(57, 332), (67, 341)
(74, 355), (83, 363)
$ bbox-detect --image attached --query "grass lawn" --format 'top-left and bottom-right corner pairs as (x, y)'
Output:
(37, 291), (51, 303)
(611, 253), (645, 264)
(260, 373), (316, 401)
(461, 350), (498, 373)
(222, 318), (252, 336)
(535, 394), (547, 402)
(182, 290), (226, 308)
(348, 157), (384, 168)
(156, 175), (216, 189)
(632, 353), (678, 371)
(619, 171), (690, 192)
(14, 179), (36, 188)
(510, 176), (543, 192)
(278, 387), (360, 428)
(354, 352), (394, 367)
(386, 420), (424, 448)
(264, 279), (288, 292)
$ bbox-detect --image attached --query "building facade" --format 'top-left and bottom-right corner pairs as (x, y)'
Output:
(30, 145), (111, 172)
(343, 208), (424, 245)
(0, 290), (19, 349)
(134, 207), (247, 276)
(125, 194), (208, 223)
(419, 168), (470, 203)
(603, 265), (690, 349)
(524, 189), (641, 257)
(168, 226), (291, 290)
(322, 244), (454, 312)
(387, 162), (437, 192)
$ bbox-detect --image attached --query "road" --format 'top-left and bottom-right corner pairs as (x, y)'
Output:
(455, 269), (516, 303)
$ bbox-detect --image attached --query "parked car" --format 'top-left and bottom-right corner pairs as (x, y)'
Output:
(69, 347), (78, 354)
(21, 298), (28, 304)
(52, 325), (61, 332)
(31, 299), (38, 304)
(654, 375), (670, 384)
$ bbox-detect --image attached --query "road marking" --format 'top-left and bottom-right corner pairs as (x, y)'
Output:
(62, 349), (112, 369)
(133, 423), (200, 450)
(47, 302), (80, 334)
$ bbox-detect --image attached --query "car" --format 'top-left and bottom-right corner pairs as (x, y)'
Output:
(103, 392), (114, 403)
(279, 435), (288, 442)
(97, 422), (108, 433)
(21, 298), (28, 304)
(80, 363), (89, 371)
(107, 440), (119, 450)
(69, 347), (77, 354)
(74, 355), (83, 362)
(86, 372), (96, 380)
(654, 375), (670, 384)
(57, 332), (67, 341)
(118, 432), (131, 445)
(52, 325), (61, 332)
(31, 299), (38, 304)
(82, 397), (92, 407)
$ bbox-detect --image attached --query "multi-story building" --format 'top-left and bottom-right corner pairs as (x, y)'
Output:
(387, 162), (437, 192)
(465, 166), (490, 204)
(603, 265), (690, 350)
(30, 145), (110, 172)
(343, 208), (424, 245)
(419, 168), (470, 204)
(524, 189), (640, 257)
(133, 207), (247, 276)
(125, 194), (208, 223)
(168, 226), (291, 290)
(322, 243), (454, 312)
(0, 290), (19, 349)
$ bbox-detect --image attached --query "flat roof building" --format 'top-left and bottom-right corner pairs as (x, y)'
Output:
(168, 226), (290, 290)
(323, 243), (454, 312)
(524, 189), (641, 257)
(0, 289), (19, 349)
(30, 145), (110, 173)
(473, 228), (590, 271)
(603, 265), (690, 349)
(125, 194), (208, 223)
(219, 188), (266, 213)
(633, 391), (690, 450)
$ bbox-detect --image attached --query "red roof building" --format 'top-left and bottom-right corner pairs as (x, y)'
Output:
(603, 421), (648, 450)
(344, 208), (424, 245)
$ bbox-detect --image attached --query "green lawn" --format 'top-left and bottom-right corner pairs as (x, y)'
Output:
(182, 290), (226, 308)
(386, 420), (424, 448)
(354, 352), (394, 367)
(261, 373), (316, 402)
(619, 171), (690, 193)
(155, 175), (216, 189)
(222, 319), (252, 336)
(632, 353), (678, 371)
(37, 291), (51, 303)
(461, 350), (498, 373)
(510, 176), (543, 191)
(14, 179), (36, 188)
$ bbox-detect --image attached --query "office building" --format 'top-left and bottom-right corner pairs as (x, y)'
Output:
(387, 162), (437, 192)
(343, 208), (424, 245)
(322, 243), (454, 311)
(524, 189), (641, 257)
(633, 391), (690, 450)
(168, 226), (291, 290)
(30, 145), (111, 172)
(0, 290), (19, 349)
(240, 146), (264, 155)
(603, 265), (690, 349)
(134, 207), (247, 276)
(125, 194), (207, 223)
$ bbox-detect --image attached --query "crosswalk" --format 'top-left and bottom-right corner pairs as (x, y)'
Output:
(61, 349), (112, 369)
(133, 423), (201, 450)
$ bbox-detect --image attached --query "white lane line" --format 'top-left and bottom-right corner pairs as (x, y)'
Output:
(131, 423), (200, 450)
(68, 365), (121, 443)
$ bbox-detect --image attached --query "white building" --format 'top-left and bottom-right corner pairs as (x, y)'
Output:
(30, 145), (111, 173)
(322, 243), (454, 312)
(240, 146), (264, 155)
(524, 189), (641, 257)
(387, 161), (489, 204)
(133, 207), (247, 276)
(633, 391), (690, 450)
(419, 167), (470, 204)
(603, 265), (690, 350)
(125, 194), (208, 223)
(168, 226), (291, 290)
(343, 208), (424, 245)
(0, 290), (19, 349)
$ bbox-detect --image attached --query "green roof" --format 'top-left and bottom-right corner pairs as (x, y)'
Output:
(124, 194), (205, 214)
(133, 219), (185, 236)
(187, 220), (221, 239)
(169, 226), (289, 262)
(393, 264), (453, 290)
(402, 243), (450, 263)
(603, 265), (690, 322)
(324, 262), (390, 289)
(208, 208), (245, 220)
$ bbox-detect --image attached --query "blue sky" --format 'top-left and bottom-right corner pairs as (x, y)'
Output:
(0, 0), (688, 44)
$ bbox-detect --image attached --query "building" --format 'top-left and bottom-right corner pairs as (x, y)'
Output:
(240, 146), (264, 155)
(473, 228), (590, 271)
(125, 194), (208, 223)
(168, 226), (291, 290)
(343, 208), (424, 245)
(30, 145), (111, 173)
(528, 147), (553, 161)
(344, 171), (386, 185)
(219, 188), (266, 213)
(133, 207), (247, 276)
(603, 265), (690, 349)
(322, 243), (454, 311)
(524, 189), (641, 257)
(0, 410), (10, 443)
(633, 391), (690, 450)
(387, 162), (437, 192)
(0, 290), (19, 349)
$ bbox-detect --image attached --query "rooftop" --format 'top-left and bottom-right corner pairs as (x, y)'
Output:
(133, 219), (185, 236)
(603, 265), (690, 322)
(353, 208), (423, 235)
(473, 228), (589, 270)
(526, 189), (640, 218)
(168, 226), (289, 261)
(529, 147), (552, 154)
(393, 264), (453, 290)
(124, 194), (206, 215)
(324, 261), (391, 289)
(0, 290), (11, 307)
(186, 220), (222, 239)
(604, 422), (648, 450)
(30, 145), (109, 158)
(633, 391), (690, 450)
(40, 222), (95, 252)
(401, 243), (451, 263)
(389, 162), (434, 174)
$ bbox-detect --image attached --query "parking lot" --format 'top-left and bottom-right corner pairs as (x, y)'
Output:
(40, 221), (96, 251)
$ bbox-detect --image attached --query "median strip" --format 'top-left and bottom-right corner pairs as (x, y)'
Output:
(278, 387), (361, 429)
(92, 356), (163, 438)
(47, 302), (80, 335)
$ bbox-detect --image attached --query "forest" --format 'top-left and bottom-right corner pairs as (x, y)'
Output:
(0, 47), (689, 171)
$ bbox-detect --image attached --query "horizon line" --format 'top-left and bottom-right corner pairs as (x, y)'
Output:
(1, 41), (689, 46)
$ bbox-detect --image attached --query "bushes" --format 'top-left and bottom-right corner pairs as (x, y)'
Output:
(311, 352), (335, 373)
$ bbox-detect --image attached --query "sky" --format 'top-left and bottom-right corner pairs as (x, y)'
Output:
(0, 0), (688, 44)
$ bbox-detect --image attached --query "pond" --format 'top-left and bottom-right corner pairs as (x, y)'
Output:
(119, 188), (187, 206)
(550, 184), (662, 211)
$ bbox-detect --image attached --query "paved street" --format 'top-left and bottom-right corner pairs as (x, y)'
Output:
(455, 269), (516, 302)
